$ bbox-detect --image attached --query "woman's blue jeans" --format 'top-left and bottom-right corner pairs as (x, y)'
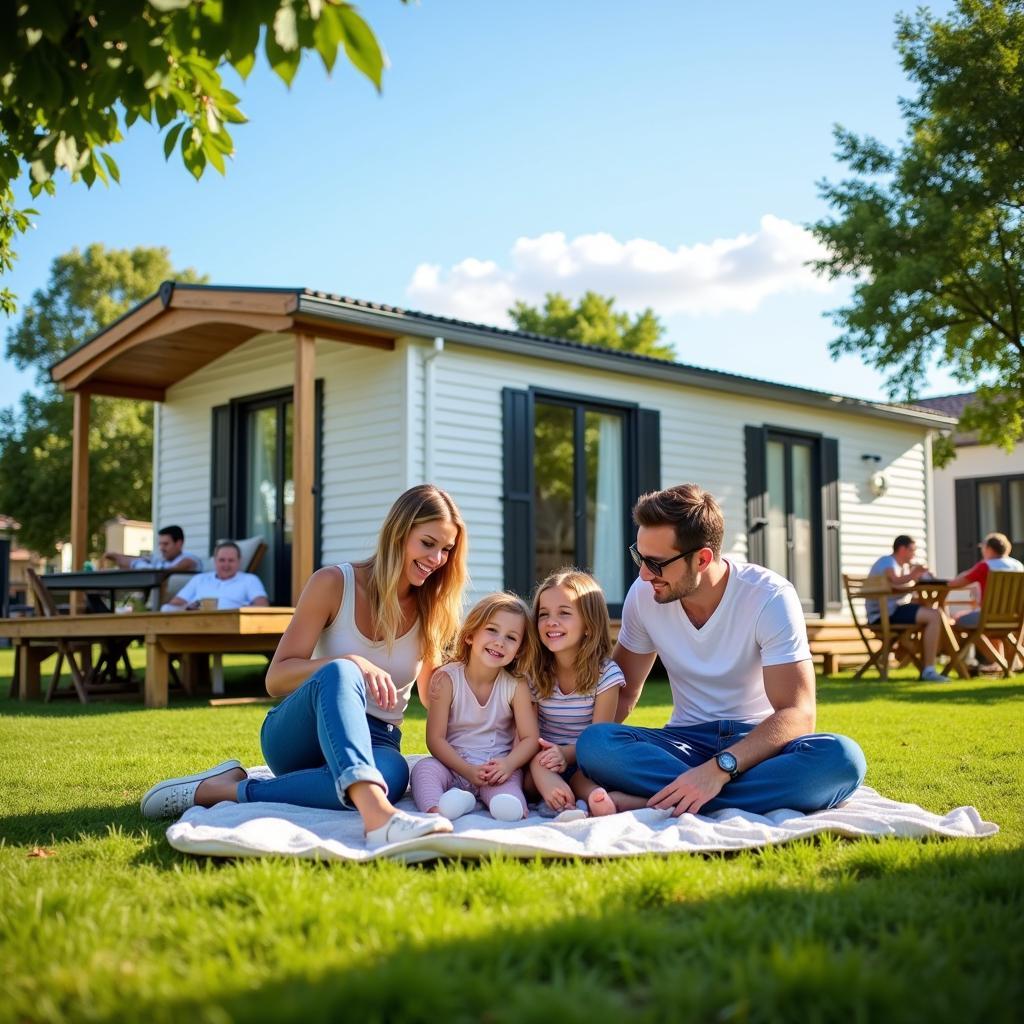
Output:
(576, 720), (866, 815)
(236, 659), (409, 810)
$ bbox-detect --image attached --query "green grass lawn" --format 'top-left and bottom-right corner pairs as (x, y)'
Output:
(0, 648), (1021, 1024)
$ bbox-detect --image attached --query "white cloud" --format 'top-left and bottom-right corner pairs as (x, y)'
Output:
(405, 215), (834, 326)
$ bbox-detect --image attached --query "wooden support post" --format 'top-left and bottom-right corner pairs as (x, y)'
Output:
(16, 641), (43, 701)
(144, 635), (169, 709)
(292, 333), (316, 605)
(70, 390), (91, 614)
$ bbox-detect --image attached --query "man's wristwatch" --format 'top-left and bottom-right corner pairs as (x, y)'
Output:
(715, 751), (740, 780)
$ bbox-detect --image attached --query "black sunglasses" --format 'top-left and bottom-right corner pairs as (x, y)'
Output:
(628, 542), (704, 578)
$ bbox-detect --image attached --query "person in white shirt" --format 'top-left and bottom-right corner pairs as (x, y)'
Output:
(576, 483), (866, 817)
(865, 534), (950, 682)
(105, 524), (201, 572)
(161, 541), (269, 611)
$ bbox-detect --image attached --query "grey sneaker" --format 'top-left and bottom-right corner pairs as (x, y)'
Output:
(365, 810), (453, 850)
(140, 759), (243, 820)
(920, 666), (950, 683)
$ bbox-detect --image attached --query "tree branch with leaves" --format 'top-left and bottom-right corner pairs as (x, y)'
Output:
(810, 0), (1024, 463)
(0, 1), (393, 314)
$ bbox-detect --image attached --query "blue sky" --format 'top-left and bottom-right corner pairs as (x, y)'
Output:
(1, 0), (962, 411)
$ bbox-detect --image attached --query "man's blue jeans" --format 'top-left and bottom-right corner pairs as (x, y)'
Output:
(236, 659), (409, 810)
(576, 720), (866, 815)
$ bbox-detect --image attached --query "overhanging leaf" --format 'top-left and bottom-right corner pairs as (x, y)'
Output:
(337, 5), (384, 89)
(162, 122), (185, 160)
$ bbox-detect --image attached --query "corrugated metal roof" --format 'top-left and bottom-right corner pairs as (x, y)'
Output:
(292, 288), (957, 427)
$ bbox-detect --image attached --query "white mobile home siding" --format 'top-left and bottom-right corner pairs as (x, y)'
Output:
(155, 332), (408, 562)
(932, 443), (1024, 578)
(414, 340), (932, 612)
(153, 331), (934, 616)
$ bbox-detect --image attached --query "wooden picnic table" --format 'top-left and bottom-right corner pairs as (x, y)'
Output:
(0, 607), (293, 708)
(40, 567), (195, 610)
(878, 579), (970, 674)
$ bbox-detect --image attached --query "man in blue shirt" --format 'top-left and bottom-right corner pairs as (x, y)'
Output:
(105, 524), (201, 572)
(161, 541), (269, 611)
(866, 534), (949, 682)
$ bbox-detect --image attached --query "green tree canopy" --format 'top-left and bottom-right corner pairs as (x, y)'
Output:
(508, 291), (676, 360)
(0, 244), (206, 555)
(0, 1), (391, 314)
(811, 0), (1024, 462)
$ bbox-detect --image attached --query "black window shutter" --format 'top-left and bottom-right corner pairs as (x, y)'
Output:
(954, 478), (978, 573)
(210, 404), (232, 548)
(744, 425), (768, 565)
(502, 387), (534, 599)
(821, 436), (842, 612)
(636, 408), (661, 497)
(314, 380), (324, 570)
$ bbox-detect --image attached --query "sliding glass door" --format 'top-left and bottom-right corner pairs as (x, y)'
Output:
(534, 398), (627, 605)
(240, 394), (294, 605)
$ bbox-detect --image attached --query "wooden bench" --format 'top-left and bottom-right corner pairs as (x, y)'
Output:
(0, 608), (294, 708)
(805, 620), (870, 675)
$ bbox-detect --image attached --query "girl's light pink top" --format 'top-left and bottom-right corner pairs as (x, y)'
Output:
(440, 662), (519, 764)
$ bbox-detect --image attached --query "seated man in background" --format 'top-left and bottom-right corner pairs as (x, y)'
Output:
(105, 524), (201, 572)
(946, 532), (1024, 628)
(161, 541), (269, 611)
(866, 534), (949, 682)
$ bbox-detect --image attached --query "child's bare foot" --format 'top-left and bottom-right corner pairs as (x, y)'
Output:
(534, 772), (575, 813)
(588, 788), (618, 816)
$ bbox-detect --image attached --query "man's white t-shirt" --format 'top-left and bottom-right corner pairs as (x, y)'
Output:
(175, 571), (268, 609)
(617, 558), (811, 727)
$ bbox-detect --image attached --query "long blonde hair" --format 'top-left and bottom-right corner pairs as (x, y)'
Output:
(528, 568), (612, 699)
(449, 592), (535, 679)
(358, 484), (468, 665)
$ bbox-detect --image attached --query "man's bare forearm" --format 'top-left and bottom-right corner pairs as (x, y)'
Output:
(724, 705), (815, 774)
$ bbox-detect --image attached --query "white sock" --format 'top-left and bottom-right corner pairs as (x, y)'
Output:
(489, 793), (525, 822)
(437, 788), (476, 820)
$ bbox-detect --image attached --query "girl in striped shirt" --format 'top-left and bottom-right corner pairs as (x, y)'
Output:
(526, 568), (625, 819)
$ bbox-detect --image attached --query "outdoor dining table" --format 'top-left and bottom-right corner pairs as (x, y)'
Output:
(40, 567), (195, 611)
(0, 607), (294, 707)
(899, 580), (971, 674)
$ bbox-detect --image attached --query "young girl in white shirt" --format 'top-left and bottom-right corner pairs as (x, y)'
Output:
(410, 593), (540, 822)
(526, 568), (625, 818)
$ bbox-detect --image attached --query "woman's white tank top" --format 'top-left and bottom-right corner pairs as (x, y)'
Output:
(312, 562), (423, 723)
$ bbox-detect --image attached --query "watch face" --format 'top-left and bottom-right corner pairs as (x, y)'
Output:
(717, 752), (738, 774)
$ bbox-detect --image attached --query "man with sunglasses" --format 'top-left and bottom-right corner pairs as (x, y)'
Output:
(576, 483), (866, 818)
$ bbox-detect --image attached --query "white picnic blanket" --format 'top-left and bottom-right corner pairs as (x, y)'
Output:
(165, 764), (998, 864)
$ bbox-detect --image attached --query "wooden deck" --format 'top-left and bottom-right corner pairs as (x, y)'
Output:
(0, 608), (293, 708)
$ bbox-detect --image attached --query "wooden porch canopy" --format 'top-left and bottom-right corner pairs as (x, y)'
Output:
(50, 283), (402, 603)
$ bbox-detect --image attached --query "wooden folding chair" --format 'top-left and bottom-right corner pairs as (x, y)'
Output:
(844, 573), (925, 680)
(25, 569), (93, 703)
(948, 572), (1024, 679)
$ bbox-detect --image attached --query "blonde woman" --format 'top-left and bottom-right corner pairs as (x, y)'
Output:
(141, 485), (469, 849)
(526, 568), (625, 817)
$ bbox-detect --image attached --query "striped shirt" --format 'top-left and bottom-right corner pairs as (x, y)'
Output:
(530, 659), (625, 746)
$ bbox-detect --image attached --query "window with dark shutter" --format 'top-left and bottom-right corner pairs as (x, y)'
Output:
(821, 437), (842, 612)
(502, 388), (534, 600)
(745, 425), (768, 567)
(502, 387), (657, 612)
(210, 404), (232, 546)
(746, 423), (838, 616)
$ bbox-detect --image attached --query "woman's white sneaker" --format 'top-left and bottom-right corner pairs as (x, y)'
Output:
(140, 760), (243, 820)
(365, 810), (453, 850)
